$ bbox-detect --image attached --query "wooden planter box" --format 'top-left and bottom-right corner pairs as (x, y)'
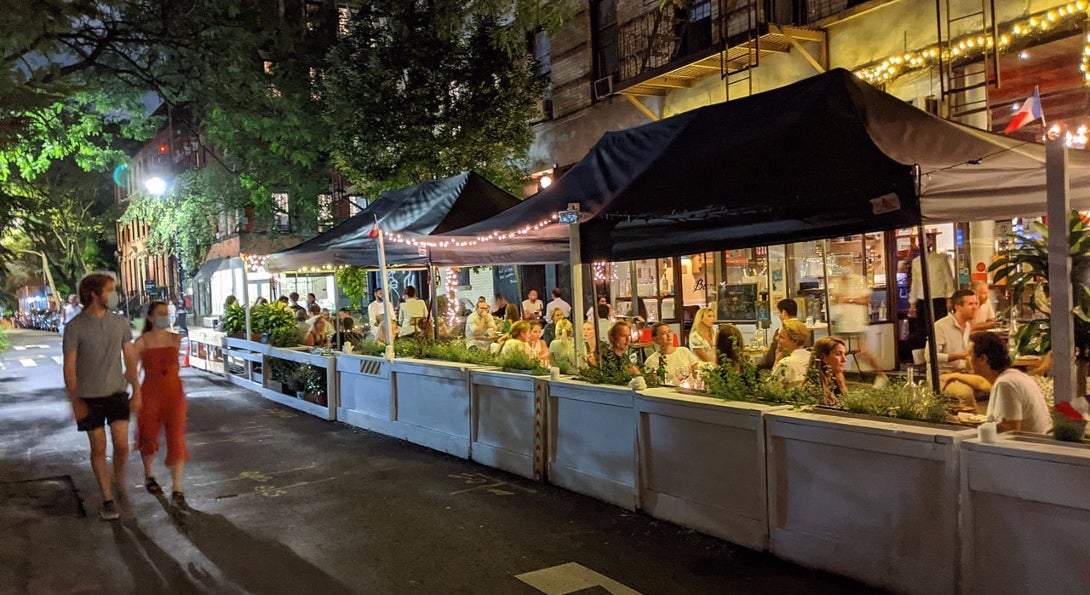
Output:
(765, 409), (975, 595)
(636, 389), (788, 551)
(255, 346), (337, 421)
(335, 353), (395, 434)
(546, 379), (638, 510)
(391, 359), (475, 459)
(961, 434), (1090, 594)
(469, 369), (549, 481)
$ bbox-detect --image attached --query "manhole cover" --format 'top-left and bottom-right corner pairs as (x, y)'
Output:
(0, 476), (85, 518)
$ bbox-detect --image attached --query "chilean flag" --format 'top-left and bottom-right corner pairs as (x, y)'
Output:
(1004, 88), (1043, 135)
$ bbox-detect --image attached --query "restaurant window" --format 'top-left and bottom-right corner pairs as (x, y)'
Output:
(825, 233), (892, 332)
(715, 247), (769, 323)
(347, 195), (362, 218)
(608, 259), (666, 323)
(786, 240), (829, 326)
(591, 0), (619, 85)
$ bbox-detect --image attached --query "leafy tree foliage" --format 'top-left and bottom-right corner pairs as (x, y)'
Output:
(325, 0), (574, 195)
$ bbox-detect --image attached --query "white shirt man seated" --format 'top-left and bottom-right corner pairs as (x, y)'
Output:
(464, 302), (498, 350)
(970, 331), (1051, 434)
(930, 289), (978, 372)
(770, 319), (811, 386)
(546, 288), (571, 319)
(643, 323), (702, 386)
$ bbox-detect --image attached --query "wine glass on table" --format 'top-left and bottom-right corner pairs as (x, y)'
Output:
(676, 365), (691, 388)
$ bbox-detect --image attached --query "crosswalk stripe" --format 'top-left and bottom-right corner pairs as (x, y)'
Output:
(13, 345), (25, 351)
(52, 356), (64, 365)
(19, 358), (37, 367)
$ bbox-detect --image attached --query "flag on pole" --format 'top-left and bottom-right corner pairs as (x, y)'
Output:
(1004, 87), (1044, 135)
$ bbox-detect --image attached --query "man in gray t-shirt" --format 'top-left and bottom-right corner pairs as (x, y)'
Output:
(62, 274), (141, 520)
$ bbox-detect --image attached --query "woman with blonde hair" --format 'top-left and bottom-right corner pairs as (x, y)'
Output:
(811, 336), (849, 405)
(494, 321), (534, 358)
(689, 307), (716, 363)
(770, 319), (811, 386)
(549, 318), (575, 366)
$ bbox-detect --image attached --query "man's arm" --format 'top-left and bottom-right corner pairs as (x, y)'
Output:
(996, 419), (1022, 433)
(122, 342), (142, 412)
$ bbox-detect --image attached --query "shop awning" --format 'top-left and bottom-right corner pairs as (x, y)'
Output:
(425, 68), (1090, 265)
(191, 257), (232, 284)
(266, 171), (522, 272)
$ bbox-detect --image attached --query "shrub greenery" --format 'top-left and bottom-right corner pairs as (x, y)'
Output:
(422, 341), (497, 366)
(498, 349), (549, 375)
(220, 302), (245, 335)
(701, 359), (823, 406)
(838, 382), (957, 424)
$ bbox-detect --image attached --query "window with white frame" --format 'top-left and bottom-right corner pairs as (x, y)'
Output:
(272, 193), (290, 231)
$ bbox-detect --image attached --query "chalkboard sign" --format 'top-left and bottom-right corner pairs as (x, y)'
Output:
(492, 266), (520, 305)
(716, 283), (758, 321)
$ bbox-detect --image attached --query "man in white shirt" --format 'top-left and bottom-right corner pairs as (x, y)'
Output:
(932, 289), (978, 372)
(971, 331), (1051, 434)
(545, 288), (571, 319)
(770, 319), (811, 386)
(521, 289), (543, 321)
(908, 231), (957, 320)
(397, 286), (428, 338)
(464, 301), (498, 350)
(60, 294), (82, 336)
(970, 280), (996, 331)
(643, 323), (702, 386)
(367, 288), (386, 337)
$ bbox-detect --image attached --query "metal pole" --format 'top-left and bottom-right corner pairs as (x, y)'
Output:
(916, 225), (941, 392)
(239, 253), (251, 338)
(376, 226), (396, 361)
(571, 220), (586, 365)
(1046, 132), (1076, 406)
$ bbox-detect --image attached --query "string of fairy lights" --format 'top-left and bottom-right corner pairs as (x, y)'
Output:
(854, 2), (1089, 86)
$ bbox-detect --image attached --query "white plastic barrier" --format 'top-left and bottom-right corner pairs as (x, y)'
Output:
(391, 359), (475, 458)
(335, 353), (394, 433)
(469, 369), (548, 480)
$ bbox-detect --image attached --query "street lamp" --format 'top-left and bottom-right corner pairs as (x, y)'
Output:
(141, 175), (183, 305)
(144, 176), (168, 196)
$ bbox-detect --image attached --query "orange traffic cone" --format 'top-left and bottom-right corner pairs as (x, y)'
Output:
(182, 340), (190, 367)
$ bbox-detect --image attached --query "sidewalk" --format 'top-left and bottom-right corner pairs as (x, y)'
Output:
(0, 351), (873, 593)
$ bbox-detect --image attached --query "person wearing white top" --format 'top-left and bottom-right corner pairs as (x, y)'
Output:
(397, 286), (429, 338)
(970, 280), (996, 331)
(908, 232), (957, 320)
(465, 302), (499, 350)
(60, 294), (82, 336)
(644, 323), (702, 386)
(367, 288), (387, 331)
(770, 319), (811, 386)
(521, 289), (544, 321)
(930, 290), (978, 372)
(545, 288), (572, 319)
(688, 307), (716, 363)
(971, 331), (1051, 434)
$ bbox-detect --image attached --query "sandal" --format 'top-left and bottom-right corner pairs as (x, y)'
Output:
(145, 478), (163, 495)
(171, 491), (190, 511)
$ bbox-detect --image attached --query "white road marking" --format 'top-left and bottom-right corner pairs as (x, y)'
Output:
(19, 359), (37, 368)
(52, 356), (64, 365)
(515, 563), (640, 595)
(13, 345), (25, 351)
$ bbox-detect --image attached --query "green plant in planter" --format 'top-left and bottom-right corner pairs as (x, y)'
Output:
(839, 382), (956, 424)
(701, 359), (823, 406)
(336, 266), (369, 313)
(269, 326), (305, 348)
(268, 358), (300, 394)
(1053, 401), (1089, 442)
(352, 340), (387, 357)
(498, 350), (549, 375)
(989, 211), (1090, 383)
(577, 360), (638, 386)
(422, 341), (497, 366)
(252, 302), (297, 340)
(220, 303), (246, 336)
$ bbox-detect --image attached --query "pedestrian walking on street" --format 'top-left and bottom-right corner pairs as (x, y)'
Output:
(134, 301), (189, 509)
(62, 274), (142, 520)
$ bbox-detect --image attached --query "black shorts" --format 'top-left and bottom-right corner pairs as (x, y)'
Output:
(75, 392), (131, 432)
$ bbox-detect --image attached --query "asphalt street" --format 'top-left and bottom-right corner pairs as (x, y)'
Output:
(0, 328), (875, 594)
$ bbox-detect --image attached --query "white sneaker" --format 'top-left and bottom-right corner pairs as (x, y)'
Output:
(100, 500), (120, 520)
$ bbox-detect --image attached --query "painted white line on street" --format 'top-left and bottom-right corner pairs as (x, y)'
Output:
(52, 356), (64, 365)
(13, 345), (25, 351)
(515, 563), (640, 595)
(19, 359), (37, 367)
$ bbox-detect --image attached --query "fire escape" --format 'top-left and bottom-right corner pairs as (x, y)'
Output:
(936, 0), (1001, 126)
(609, 0), (828, 112)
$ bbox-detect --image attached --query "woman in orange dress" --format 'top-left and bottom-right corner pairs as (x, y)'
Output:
(134, 301), (189, 508)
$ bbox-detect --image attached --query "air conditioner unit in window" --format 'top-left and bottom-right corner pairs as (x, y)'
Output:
(593, 75), (615, 101)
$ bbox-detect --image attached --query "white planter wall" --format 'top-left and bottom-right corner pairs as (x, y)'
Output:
(469, 369), (548, 480)
(636, 389), (787, 550)
(961, 435), (1090, 595)
(335, 354), (395, 434)
(392, 359), (474, 458)
(765, 410), (974, 595)
(547, 380), (638, 510)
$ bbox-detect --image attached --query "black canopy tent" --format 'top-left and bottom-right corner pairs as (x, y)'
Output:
(424, 68), (1090, 266)
(266, 171), (523, 272)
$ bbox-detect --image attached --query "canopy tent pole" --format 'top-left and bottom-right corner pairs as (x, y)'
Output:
(430, 265), (440, 342)
(376, 220), (396, 361)
(240, 252), (251, 339)
(1046, 131), (1077, 408)
(570, 211), (586, 366)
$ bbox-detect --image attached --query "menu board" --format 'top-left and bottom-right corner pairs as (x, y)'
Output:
(717, 283), (758, 321)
